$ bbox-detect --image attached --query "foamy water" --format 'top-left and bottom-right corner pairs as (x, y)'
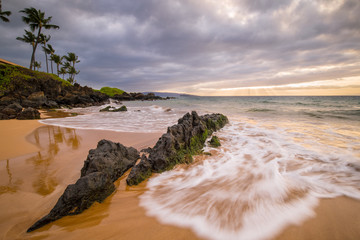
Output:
(140, 119), (360, 240)
(39, 96), (360, 240)
(40, 102), (184, 133)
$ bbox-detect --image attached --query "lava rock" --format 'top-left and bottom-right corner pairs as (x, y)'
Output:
(81, 139), (139, 182)
(27, 139), (140, 232)
(126, 111), (228, 185)
(126, 154), (152, 186)
(17, 107), (40, 120)
(27, 172), (115, 232)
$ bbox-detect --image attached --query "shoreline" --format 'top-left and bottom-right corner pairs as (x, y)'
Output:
(0, 119), (359, 239)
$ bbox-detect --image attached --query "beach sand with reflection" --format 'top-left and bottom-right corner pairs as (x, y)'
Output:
(0, 120), (359, 240)
(0, 120), (200, 240)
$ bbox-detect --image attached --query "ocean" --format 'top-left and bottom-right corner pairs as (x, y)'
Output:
(40, 96), (360, 240)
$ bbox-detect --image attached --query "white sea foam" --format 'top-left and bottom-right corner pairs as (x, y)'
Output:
(140, 120), (360, 240)
(40, 103), (183, 133)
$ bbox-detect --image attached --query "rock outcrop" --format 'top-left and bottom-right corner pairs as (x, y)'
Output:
(27, 140), (139, 232)
(16, 107), (40, 120)
(112, 92), (173, 101)
(0, 64), (109, 119)
(126, 111), (228, 186)
(99, 105), (127, 112)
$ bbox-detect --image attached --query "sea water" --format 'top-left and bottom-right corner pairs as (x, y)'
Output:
(40, 96), (360, 240)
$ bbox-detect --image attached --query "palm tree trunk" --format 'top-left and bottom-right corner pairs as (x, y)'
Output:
(51, 60), (54, 74)
(45, 52), (49, 73)
(31, 26), (42, 70)
(30, 45), (36, 70)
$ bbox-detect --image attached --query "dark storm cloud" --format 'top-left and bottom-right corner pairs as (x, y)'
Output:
(1, 0), (359, 94)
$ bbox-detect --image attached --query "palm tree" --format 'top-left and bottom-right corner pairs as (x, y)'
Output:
(63, 52), (80, 83)
(59, 67), (67, 79)
(19, 7), (59, 70)
(16, 30), (36, 56)
(47, 44), (55, 74)
(51, 54), (62, 76)
(40, 34), (51, 73)
(67, 66), (80, 84)
(0, 0), (12, 22)
(34, 61), (41, 71)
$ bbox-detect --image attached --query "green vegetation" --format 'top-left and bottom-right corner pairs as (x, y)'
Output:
(209, 136), (221, 147)
(0, 63), (70, 97)
(63, 52), (80, 83)
(99, 87), (125, 97)
(0, 0), (12, 22)
(99, 105), (127, 112)
(165, 128), (210, 171)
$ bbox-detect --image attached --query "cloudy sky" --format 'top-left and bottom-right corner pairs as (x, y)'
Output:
(1, 0), (359, 96)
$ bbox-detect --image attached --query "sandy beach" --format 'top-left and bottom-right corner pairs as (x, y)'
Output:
(0, 119), (359, 240)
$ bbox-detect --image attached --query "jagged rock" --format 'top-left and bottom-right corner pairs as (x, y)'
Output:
(81, 139), (139, 182)
(1, 103), (23, 119)
(0, 64), (109, 114)
(0, 112), (9, 120)
(127, 155), (152, 186)
(44, 100), (59, 109)
(112, 92), (166, 101)
(17, 107), (40, 120)
(27, 91), (47, 106)
(27, 172), (115, 233)
(27, 140), (140, 232)
(126, 111), (228, 185)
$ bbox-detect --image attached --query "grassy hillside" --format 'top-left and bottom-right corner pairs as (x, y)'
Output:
(0, 63), (71, 97)
(99, 87), (125, 97)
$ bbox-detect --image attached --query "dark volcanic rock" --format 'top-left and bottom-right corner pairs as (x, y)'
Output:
(112, 92), (166, 101)
(27, 172), (115, 232)
(1, 103), (23, 119)
(126, 111), (228, 185)
(27, 140), (140, 232)
(0, 112), (9, 120)
(17, 107), (40, 120)
(126, 154), (152, 186)
(81, 139), (139, 182)
(0, 64), (109, 114)
(99, 105), (127, 112)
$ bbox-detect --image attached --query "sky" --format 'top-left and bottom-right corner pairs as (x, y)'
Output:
(1, 0), (360, 96)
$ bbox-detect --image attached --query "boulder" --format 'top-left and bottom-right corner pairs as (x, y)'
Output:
(27, 139), (139, 232)
(99, 105), (127, 112)
(0, 112), (9, 120)
(17, 107), (40, 120)
(81, 139), (139, 182)
(27, 91), (47, 107)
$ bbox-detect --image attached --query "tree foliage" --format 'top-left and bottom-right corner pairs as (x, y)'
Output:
(19, 7), (59, 70)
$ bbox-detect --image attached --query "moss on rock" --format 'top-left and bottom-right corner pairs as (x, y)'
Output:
(209, 136), (221, 147)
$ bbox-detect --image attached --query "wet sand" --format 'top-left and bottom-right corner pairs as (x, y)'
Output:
(0, 120), (199, 240)
(276, 196), (360, 240)
(0, 120), (359, 240)
(0, 120), (43, 160)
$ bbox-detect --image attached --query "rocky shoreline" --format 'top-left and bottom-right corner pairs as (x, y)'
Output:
(0, 63), (172, 120)
(27, 111), (228, 232)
